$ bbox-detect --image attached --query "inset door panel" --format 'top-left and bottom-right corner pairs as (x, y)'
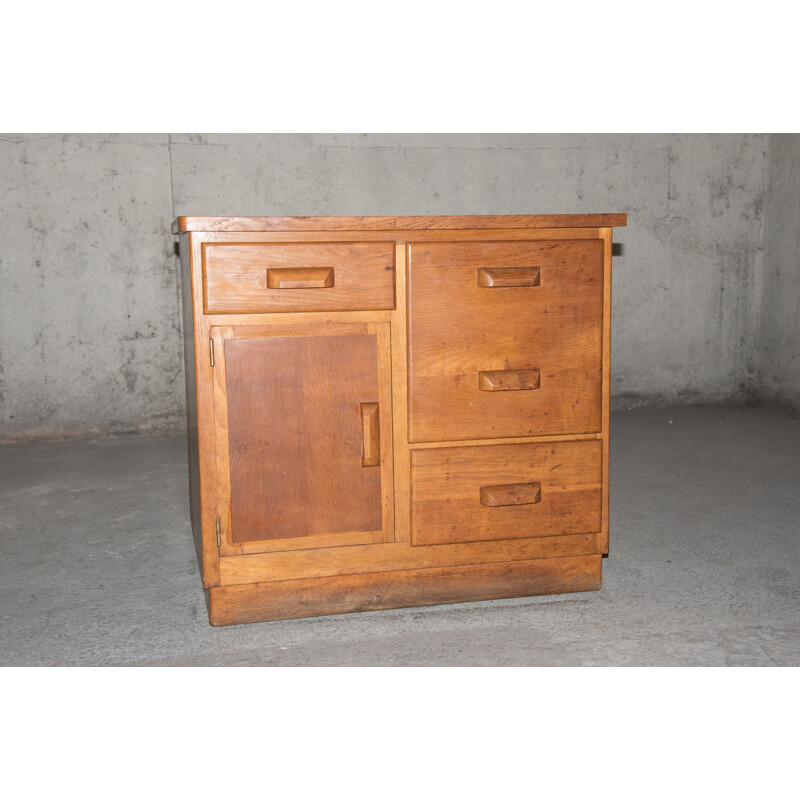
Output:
(211, 323), (394, 555)
(408, 239), (604, 442)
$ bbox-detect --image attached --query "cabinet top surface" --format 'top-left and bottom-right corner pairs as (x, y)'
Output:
(172, 214), (627, 234)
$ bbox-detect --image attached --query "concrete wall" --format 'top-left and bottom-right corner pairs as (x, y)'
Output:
(758, 134), (800, 410)
(0, 133), (784, 438)
(0, 134), (178, 437)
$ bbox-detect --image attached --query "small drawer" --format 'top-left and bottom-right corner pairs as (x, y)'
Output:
(411, 439), (602, 546)
(202, 241), (395, 313)
(408, 238), (604, 442)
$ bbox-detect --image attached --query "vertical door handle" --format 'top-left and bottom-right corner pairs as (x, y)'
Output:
(360, 402), (380, 467)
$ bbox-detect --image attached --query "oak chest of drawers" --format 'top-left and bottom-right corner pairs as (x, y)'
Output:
(174, 214), (626, 626)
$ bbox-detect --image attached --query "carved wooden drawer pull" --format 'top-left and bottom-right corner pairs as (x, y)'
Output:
(477, 266), (541, 288)
(478, 368), (541, 391)
(360, 402), (380, 467)
(266, 267), (335, 289)
(480, 481), (542, 507)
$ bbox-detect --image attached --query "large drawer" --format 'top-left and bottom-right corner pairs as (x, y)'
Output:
(411, 439), (602, 547)
(408, 239), (604, 442)
(202, 241), (396, 313)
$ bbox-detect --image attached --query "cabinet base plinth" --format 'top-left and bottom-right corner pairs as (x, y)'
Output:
(207, 554), (601, 626)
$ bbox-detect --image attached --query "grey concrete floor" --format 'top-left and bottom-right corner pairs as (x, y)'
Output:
(1, 405), (799, 666)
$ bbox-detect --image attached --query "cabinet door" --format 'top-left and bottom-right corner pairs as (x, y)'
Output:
(210, 323), (394, 555)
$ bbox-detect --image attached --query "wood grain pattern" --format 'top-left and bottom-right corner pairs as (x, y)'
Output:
(224, 333), (382, 543)
(174, 214), (627, 233)
(187, 233), (221, 587)
(205, 311), (394, 328)
(410, 432), (603, 449)
(408, 239), (604, 442)
(196, 228), (608, 246)
(210, 325), (234, 558)
(368, 321), (396, 547)
(412, 440), (602, 546)
(202, 241), (395, 313)
(217, 533), (598, 585)
(391, 242), (412, 543)
(208, 555), (602, 625)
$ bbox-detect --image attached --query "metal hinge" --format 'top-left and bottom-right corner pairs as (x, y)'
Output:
(209, 337), (215, 367)
(216, 517), (221, 547)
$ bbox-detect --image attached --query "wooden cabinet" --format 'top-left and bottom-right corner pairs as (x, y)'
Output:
(175, 214), (626, 625)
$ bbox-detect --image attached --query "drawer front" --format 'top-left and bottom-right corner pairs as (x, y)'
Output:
(411, 440), (602, 546)
(408, 239), (603, 442)
(203, 241), (395, 313)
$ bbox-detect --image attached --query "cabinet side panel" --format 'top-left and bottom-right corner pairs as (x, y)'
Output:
(179, 233), (203, 575)
(600, 228), (612, 554)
